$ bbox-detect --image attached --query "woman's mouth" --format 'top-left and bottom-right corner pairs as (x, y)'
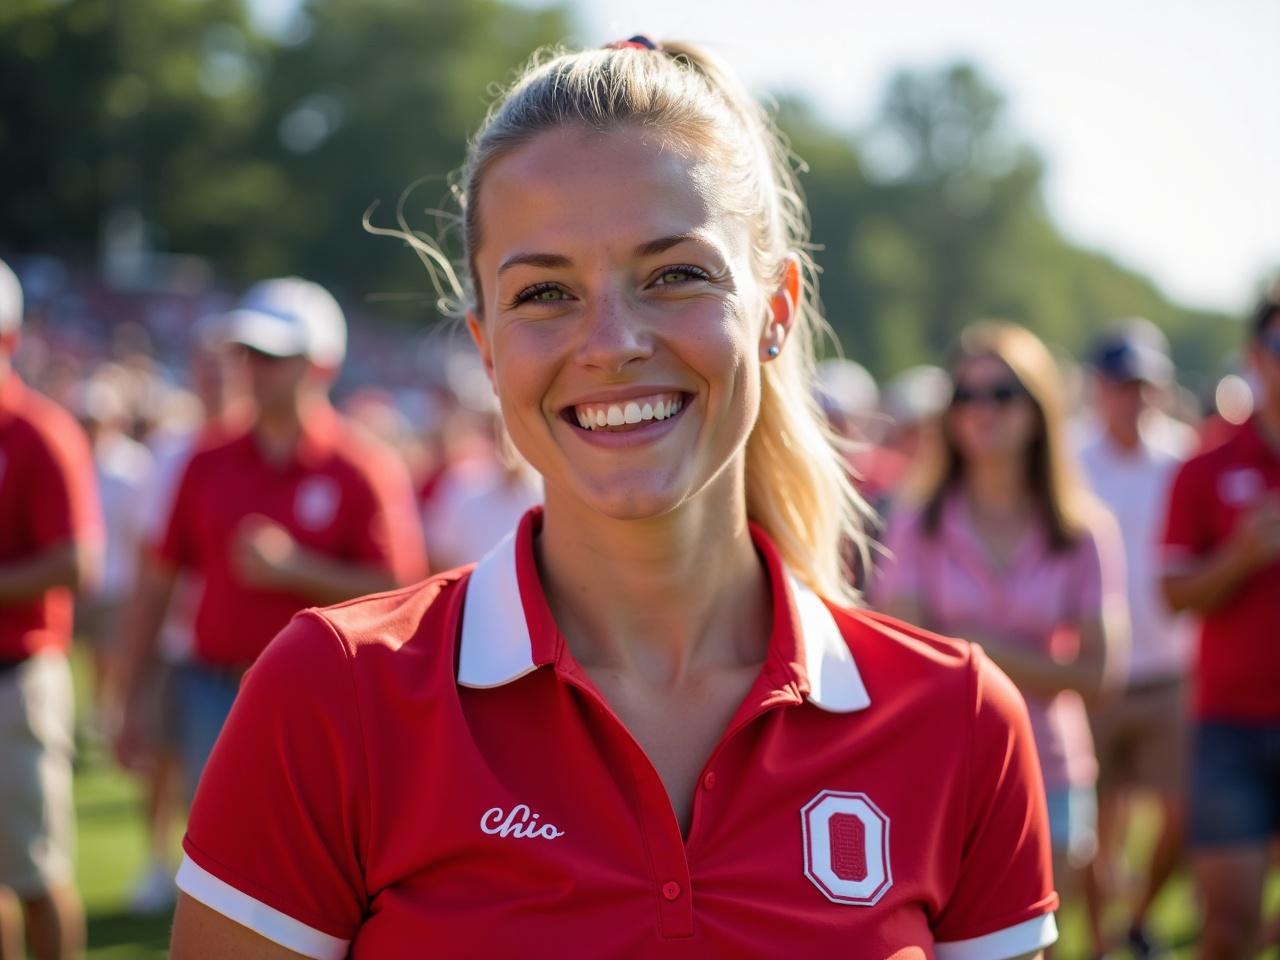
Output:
(564, 392), (688, 433)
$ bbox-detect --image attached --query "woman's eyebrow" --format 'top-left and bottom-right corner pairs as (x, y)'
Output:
(635, 233), (701, 257)
(497, 252), (572, 276)
(497, 234), (717, 276)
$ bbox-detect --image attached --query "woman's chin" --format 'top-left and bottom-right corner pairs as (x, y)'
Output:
(563, 475), (691, 523)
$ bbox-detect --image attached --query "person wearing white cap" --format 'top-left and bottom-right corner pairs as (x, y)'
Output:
(114, 276), (426, 797)
(0, 257), (101, 959)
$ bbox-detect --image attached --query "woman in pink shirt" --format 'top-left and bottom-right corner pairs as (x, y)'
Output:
(875, 321), (1127, 909)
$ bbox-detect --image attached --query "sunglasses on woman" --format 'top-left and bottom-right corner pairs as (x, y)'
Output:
(950, 381), (1028, 408)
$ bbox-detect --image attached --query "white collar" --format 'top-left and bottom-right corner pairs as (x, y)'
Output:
(456, 531), (871, 714)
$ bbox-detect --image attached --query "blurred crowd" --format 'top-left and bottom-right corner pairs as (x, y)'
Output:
(0, 253), (1277, 959)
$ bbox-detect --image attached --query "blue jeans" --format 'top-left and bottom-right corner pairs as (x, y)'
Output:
(174, 663), (243, 804)
(1190, 719), (1280, 847)
(1046, 785), (1098, 867)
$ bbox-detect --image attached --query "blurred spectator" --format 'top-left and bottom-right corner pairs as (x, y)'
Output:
(0, 258), (101, 960)
(71, 371), (154, 735)
(115, 313), (250, 916)
(879, 364), (951, 493)
(872, 321), (1128, 929)
(815, 358), (902, 512)
(113, 278), (426, 800)
(1160, 286), (1280, 959)
(1075, 320), (1195, 958)
(422, 452), (542, 571)
(420, 357), (542, 570)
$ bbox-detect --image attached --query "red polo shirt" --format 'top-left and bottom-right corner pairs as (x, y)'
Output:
(178, 510), (1057, 959)
(156, 406), (425, 667)
(1162, 416), (1280, 721)
(0, 374), (102, 661)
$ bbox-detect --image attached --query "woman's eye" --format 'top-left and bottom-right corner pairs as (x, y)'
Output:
(515, 283), (568, 304)
(652, 265), (711, 286)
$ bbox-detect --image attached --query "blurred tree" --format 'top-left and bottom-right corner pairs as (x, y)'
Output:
(245, 0), (570, 312)
(0, 0), (268, 267)
(0, 0), (570, 310)
(777, 63), (1235, 388)
(0, 8), (1237, 387)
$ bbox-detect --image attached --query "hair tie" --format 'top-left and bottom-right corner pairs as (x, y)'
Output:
(604, 35), (658, 52)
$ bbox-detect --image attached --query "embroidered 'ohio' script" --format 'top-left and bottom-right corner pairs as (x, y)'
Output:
(480, 804), (566, 840)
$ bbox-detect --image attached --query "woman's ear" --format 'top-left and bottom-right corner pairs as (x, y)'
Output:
(466, 309), (496, 388)
(761, 257), (801, 361)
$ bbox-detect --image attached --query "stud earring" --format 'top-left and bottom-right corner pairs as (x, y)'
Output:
(767, 344), (780, 358)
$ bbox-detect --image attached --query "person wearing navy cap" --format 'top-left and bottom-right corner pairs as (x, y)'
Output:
(1076, 319), (1196, 958)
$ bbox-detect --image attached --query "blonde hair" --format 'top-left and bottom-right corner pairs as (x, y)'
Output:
(381, 41), (871, 602)
(909, 321), (1093, 549)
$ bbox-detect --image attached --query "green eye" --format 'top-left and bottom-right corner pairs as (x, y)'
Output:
(514, 283), (568, 305)
(653, 265), (710, 286)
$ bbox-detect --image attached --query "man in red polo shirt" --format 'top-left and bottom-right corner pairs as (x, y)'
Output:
(115, 277), (426, 796)
(1161, 285), (1280, 959)
(0, 258), (102, 960)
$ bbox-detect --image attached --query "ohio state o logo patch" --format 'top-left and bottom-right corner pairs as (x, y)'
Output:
(801, 790), (892, 905)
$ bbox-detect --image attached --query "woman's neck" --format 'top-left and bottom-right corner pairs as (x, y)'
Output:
(536, 479), (770, 687)
(962, 455), (1030, 518)
(253, 392), (327, 464)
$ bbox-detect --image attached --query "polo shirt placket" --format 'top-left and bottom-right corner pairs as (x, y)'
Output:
(457, 514), (876, 943)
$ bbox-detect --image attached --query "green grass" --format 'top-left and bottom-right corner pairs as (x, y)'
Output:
(61, 653), (1277, 960)
(76, 760), (174, 958)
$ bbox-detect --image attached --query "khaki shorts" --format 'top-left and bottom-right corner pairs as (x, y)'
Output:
(1089, 676), (1190, 795)
(0, 652), (76, 896)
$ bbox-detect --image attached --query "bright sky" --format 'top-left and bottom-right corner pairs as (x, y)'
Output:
(254, 0), (1280, 314)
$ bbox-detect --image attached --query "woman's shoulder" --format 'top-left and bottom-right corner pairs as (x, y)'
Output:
(832, 604), (969, 673)
(253, 568), (476, 690)
(826, 603), (1031, 728)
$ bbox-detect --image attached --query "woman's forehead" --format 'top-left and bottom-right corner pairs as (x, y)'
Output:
(474, 126), (741, 264)
(955, 353), (1014, 382)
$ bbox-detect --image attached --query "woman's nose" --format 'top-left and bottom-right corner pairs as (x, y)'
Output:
(574, 294), (654, 373)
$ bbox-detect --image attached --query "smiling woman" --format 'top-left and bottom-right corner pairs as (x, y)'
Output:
(169, 38), (1058, 960)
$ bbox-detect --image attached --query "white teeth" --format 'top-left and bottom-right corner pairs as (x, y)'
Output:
(572, 393), (686, 431)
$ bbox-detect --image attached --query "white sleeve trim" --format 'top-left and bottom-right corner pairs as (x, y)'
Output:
(936, 912), (1058, 960)
(176, 854), (351, 960)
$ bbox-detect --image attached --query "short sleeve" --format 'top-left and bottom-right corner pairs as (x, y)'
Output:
(870, 505), (926, 609)
(27, 417), (101, 551)
(932, 646), (1059, 959)
(178, 612), (369, 959)
(1160, 458), (1212, 574)
(349, 451), (427, 583)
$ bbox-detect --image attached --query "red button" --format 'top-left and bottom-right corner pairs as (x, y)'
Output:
(702, 771), (717, 791)
(661, 881), (681, 901)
